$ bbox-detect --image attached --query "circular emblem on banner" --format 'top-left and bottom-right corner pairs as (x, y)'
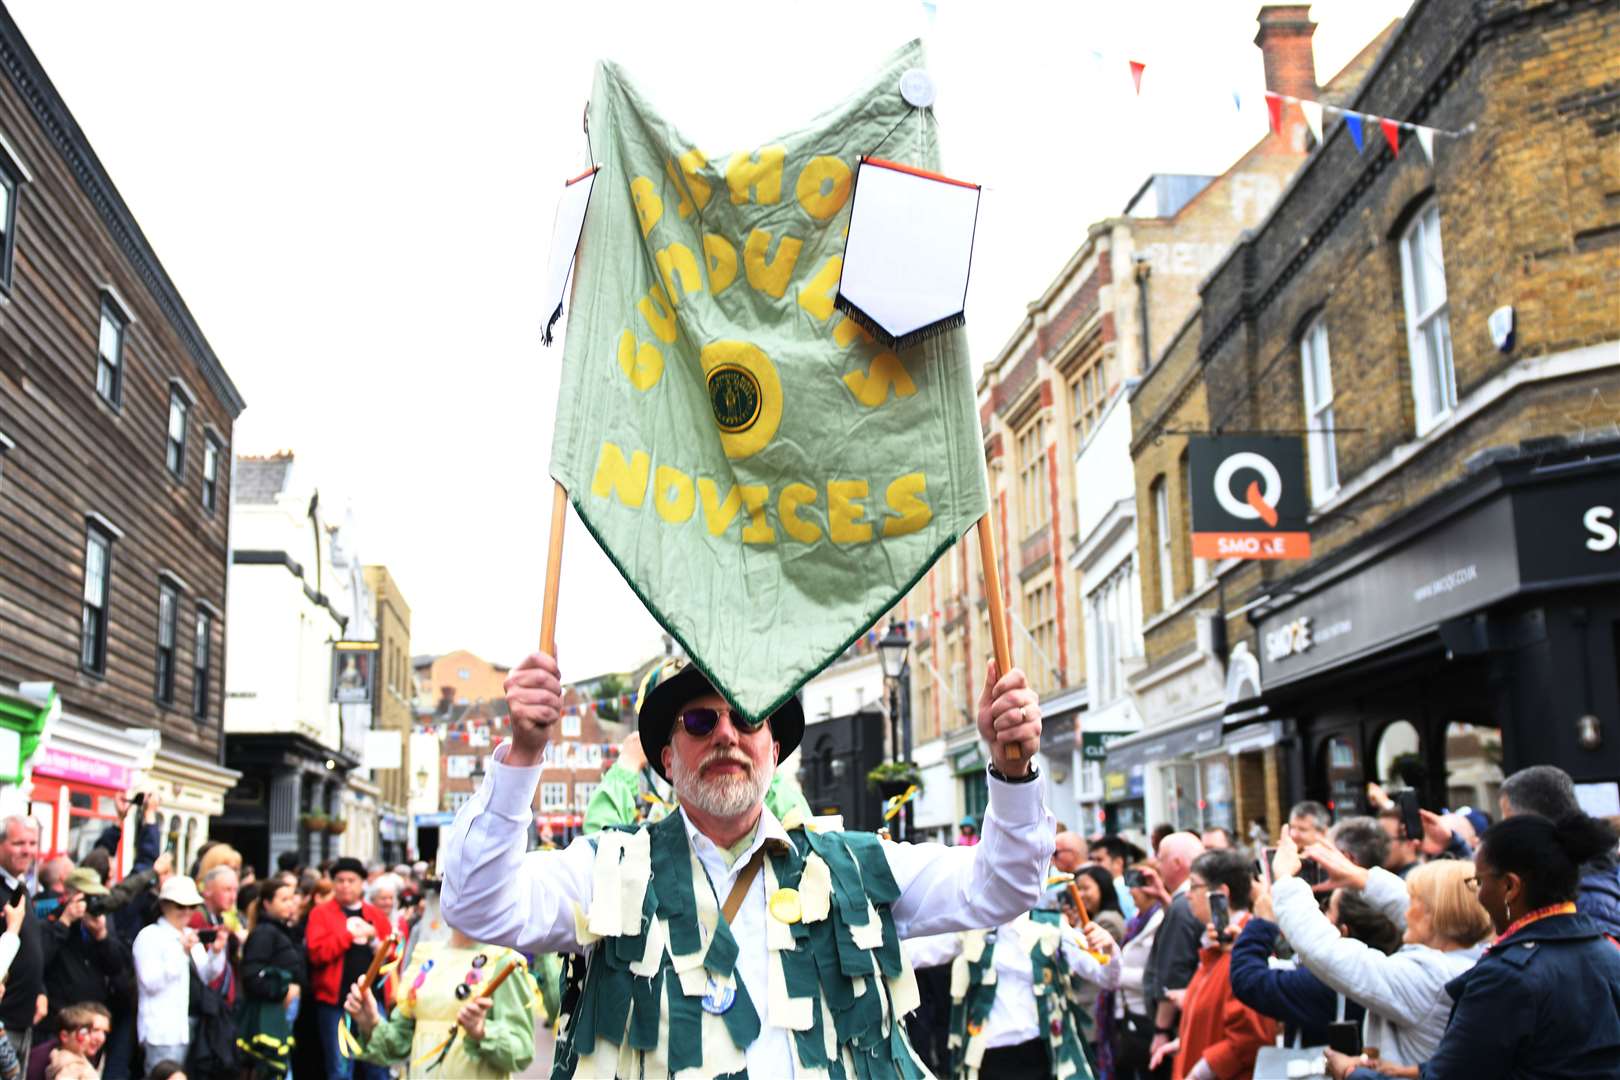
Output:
(700, 976), (736, 1015)
(707, 363), (762, 434)
(1213, 451), (1283, 523)
(700, 340), (783, 460)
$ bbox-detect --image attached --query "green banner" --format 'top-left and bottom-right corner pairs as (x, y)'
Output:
(551, 41), (987, 721)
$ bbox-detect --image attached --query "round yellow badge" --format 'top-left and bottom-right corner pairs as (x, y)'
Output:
(769, 887), (803, 925)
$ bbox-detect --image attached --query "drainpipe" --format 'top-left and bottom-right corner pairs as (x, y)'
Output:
(1134, 255), (1153, 373)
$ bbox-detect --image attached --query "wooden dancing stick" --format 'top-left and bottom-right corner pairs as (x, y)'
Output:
(540, 480), (568, 655)
(356, 933), (399, 999)
(975, 513), (1021, 760)
(480, 957), (524, 999)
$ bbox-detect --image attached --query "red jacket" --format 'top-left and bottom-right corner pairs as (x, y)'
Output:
(1173, 933), (1278, 1080)
(304, 897), (393, 1005)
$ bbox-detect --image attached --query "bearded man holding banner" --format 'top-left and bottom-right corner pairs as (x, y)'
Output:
(444, 652), (1047, 1077)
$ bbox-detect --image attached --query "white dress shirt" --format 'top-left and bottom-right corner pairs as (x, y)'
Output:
(907, 916), (1121, 1049)
(133, 919), (213, 1045)
(443, 742), (1055, 1076)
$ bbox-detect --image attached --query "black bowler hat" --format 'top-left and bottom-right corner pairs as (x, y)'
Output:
(634, 658), (804, 783)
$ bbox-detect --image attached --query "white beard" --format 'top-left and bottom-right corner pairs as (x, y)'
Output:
(672, 746), (774, 819)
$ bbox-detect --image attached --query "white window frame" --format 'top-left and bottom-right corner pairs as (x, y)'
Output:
(96, 300), (127, 408)
(1153, 478), (1174, 609)
(575, 782), (599, 810)
(446, 756), (475, 780)
(1016, 415), (1050, 535)
(1399, 202), (1457, 435)
(561, 713), (582, 738)
(156, 580), (179, 705)
(201, 433), (221, 513)
(1301, 317), (1339, 504)
(540, 782), (568, 809)
(81, 524), (112, 674)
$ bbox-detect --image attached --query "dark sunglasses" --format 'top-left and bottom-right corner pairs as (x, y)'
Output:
(676, 706), (769, 738)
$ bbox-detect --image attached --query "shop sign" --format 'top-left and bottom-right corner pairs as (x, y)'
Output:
(33, 747), (130, 790)
(1104, 769), (1128, 800)
(1189, 436), (1311, 560)
(1518, 471), (1620, 586)
(414, 811), (455, 827)
(1081, 731), (1126, 761)
(951, 744), (986, 776)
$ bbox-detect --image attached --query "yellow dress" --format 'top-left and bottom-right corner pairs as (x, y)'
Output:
(358, 941), (535, 1079)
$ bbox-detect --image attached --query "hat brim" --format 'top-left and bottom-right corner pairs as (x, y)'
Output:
(638, 667), (804, 784)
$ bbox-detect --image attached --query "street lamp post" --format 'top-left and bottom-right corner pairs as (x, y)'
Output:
(878, 620), (913, 841)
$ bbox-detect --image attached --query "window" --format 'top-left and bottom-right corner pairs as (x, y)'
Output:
(1399, 202), (1457, 434)
(80, 525), (112, 674)
(575, 782), (599, 809)
(165, 388), (189, 479)
(561, 713), (581, 738)
(155, 581), (179, 705)
(0, 157), (17, 292)
(1088, 559), (1141, 706)
(1301, 318), (1339, 503)
(1070, 362), (1106, 444)
(1152, 477), (1174, 609)
(540, 783), (568, 809)
(1023, 580), (1055, 687)
(202, 434), (221, 513)
(446, 756), (476, 780)
(1179, 454), (1209, 588)
(192, 608), (212, 720)
(96, 300), (126, 407)
(1016, 414), (1050, 535)
(448, 791), (474, 812)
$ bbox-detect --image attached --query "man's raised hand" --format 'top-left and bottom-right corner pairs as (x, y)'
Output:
(976, 661), (1040, 778)
(503, 651), (563, 768)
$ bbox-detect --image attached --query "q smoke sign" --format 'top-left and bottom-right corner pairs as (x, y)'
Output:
(1189, 436), (1311, 560)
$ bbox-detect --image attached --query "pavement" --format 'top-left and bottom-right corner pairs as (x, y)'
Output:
(519, 1015), (557, 1078)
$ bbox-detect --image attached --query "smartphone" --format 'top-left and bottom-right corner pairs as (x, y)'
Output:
(1396, 789), (1423, 842)
(1123, 868), (1148, 889)
(1260, 848), (1277, 887)
(1265, 845), (1325, 888)
(1209, 892), (1230, 941)
(1327, 1020), (1363, 1056)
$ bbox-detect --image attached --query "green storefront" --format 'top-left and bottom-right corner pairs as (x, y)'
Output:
(0, 682), (57, 793)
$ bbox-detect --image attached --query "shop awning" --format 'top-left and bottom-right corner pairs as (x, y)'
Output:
(0, 682), (58, 786)
(1102, 709), (1225, 773)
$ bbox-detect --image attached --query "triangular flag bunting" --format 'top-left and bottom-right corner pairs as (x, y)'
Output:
(1264, 92), (1284, 135)
(1300, 99), (1323, 144)
(1128, 60), (1146, 95)
(1344, 111), (1365, 153)
(1415, 125), (1436, 164)
(1231, 89), (1243, 112)
(1379, 117), (1402, 156)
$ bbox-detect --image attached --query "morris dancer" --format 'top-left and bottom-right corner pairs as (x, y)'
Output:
(442, 650), (1051, 1077)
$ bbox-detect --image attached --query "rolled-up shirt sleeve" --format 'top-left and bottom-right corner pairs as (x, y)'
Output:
(887, 768), (1054, 939)
(441, 742), (596, 955)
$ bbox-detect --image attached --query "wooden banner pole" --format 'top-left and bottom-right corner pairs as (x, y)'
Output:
(540, 480), (568, 655)
(975, 512), (1021, 761)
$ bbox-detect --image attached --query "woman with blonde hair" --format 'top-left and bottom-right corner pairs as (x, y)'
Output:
(1270, 831), (1492, 1067)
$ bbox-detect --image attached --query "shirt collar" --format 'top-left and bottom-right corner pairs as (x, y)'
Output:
(680, 803), (791, 870)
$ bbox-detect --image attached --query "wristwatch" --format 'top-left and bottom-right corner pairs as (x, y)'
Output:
(987, 763), (1039, 784)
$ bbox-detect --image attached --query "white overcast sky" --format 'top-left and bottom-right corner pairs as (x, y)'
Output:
(11, 0), (1408, 681)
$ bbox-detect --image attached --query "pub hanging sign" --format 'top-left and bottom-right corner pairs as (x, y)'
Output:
(331, 640), (379, 704)
(1189, 436), (1311, 560)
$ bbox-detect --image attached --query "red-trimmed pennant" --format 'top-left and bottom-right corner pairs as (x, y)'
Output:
(1129, 60), (1146, 95)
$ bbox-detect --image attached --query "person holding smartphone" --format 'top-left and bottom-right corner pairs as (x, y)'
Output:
(1147, 850), (1276, 1080)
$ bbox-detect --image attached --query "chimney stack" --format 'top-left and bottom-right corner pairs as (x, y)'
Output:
(1255, 5), (1318, 149)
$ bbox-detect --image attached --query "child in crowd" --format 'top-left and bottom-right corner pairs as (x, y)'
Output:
(44, 1002), (112, 1080)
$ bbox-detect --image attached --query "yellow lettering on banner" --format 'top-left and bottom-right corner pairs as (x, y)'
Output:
(617, 330), (664, 391)
(744, 229), (804, 299)
(703, 233), (738, 294)
(655, 243), (703, 305)
(664, 159), (696, 219)
(678, 149), (714, 211)
(828, 480), (873, 544)
(697, 479), (743, 536)
(630, 176), (663, 237)
(883, 473), (931, 537)
(726, 145), (787, 205)
(843, 352), (917, 407)
(653, 466), (695, 524)
(637, 283), (678, 344)
(833, 316), (873, 349)
(795, 156), (853, 220)
(740, 485), (775, 544)
(591, 444), (651, 507)
(798, 256), (842, 322)
(779, 483), (822, 544)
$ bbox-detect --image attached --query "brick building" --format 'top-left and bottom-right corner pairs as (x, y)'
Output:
(900, 4), (1378, 837)
(362, 564), (412, 862)
(1123, 0), (1620, 834)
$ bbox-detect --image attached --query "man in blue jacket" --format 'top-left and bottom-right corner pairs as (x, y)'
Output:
(1499, 765), (1620, 937)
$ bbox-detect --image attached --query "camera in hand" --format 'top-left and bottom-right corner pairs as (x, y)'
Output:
(1209, 892), (1231, 942)
(197, 927), (220, 945)
(1123, 868), (1148, 889)
(85, 896), (109, 917)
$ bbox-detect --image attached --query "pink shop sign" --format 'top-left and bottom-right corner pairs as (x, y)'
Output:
(33, 748), (130, 790)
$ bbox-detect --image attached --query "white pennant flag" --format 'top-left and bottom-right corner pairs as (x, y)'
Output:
(1415, 125), (1436, 164)
(1300, 99), (1324, 144)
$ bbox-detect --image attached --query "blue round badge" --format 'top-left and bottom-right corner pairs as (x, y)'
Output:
(700, 976), (736, 1015)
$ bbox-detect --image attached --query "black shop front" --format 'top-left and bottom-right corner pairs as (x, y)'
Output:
(1251, 441), (1620, 819)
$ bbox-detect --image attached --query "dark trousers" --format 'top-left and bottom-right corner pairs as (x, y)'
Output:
(977, 1037), (1048, 1078)
(102, 1012), (135, 1080)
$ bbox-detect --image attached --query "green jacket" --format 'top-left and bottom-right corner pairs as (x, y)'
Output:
(583, 760), (810, 833)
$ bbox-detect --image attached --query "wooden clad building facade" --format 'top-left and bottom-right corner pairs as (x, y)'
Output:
(0, 5), (244, 871)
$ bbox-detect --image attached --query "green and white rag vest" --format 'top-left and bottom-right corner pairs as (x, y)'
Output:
(946, 910), (1096, 1080)
(552, 809), (931, 1079)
